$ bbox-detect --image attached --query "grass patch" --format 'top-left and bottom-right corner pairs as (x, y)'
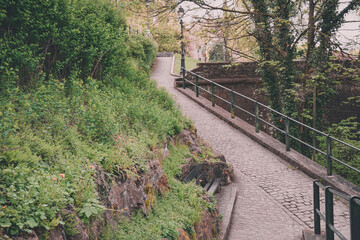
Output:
(174, 53), (200, 75)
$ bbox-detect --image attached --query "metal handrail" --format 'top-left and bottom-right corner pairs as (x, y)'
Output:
(181, 67), (360, 177)
(313, 180), (360, 240)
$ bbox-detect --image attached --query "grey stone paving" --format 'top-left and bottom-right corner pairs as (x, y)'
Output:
(151, 57), (350, 240)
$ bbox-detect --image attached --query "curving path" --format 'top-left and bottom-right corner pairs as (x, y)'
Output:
(151, 56), (350, 240)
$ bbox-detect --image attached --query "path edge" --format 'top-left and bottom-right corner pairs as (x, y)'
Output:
(170, 54), (180, 77)
(218, 186), (237, 240)
(176, 87), (360, 197)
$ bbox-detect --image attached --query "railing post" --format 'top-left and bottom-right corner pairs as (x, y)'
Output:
(313, 180), (321, 235)
(195, 75), (199, 97)
(255, 101), (259, 133)
(350, 196), (360, 240)
(325, 187), (334, 240)
(326, 135), (332, 176)
(182, 68), (186, 89)
(285, 117), (290, 151)
(211, 82), (215, 107)
(230, 91), (235, 118)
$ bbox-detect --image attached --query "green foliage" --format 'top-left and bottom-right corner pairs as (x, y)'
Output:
(0, 0), (188, 237)
(151, 24), (180, 53)
(0, 72), (188, 234)
(317, 117), (360, 185)
(0, 0), (130, 92)
(209, 43), (225, 62)
(162, 145), (193, 178)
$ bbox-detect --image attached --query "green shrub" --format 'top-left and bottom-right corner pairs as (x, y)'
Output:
(317, 117), (360, 185)
(151, 24), (180, 53)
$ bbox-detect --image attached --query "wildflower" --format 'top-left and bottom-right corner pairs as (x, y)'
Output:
(190, 202), (193, 206)
(52, 177), (57, 181)
(94, 173), (97, 177)
(194, 193), (197, 196)
(118, 136), (121, 139)
(59, 173), (65, 178)
(224, 171), (228, 174)
(89, 165), (94, 169)
(129, 139), (133, 142)
(115, 140), (119, 143)
(1, 206), (6, 210)
(279, 119), (283, 123)
(124, 208), (128, 210)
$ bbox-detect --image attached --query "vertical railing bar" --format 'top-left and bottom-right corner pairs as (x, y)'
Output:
(196, 75), (199, 97)
(255, 101), (259, 133)
(314, 180), (321, 235)
(350, 196), (360, 240)
(285, 117), (290, 151)
(211, 82), (215, 107)
(326, 134), (332, 176)
(230, 91), (235, 118)
(182, 68), (186, 89)
(325, 186), (334, 240)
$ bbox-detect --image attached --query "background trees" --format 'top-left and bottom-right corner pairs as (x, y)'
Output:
(145, 0), (359, 154)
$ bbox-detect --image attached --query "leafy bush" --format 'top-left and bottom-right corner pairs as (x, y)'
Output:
(151, 24), (180, 53)
(317, 117), (360, 185)
(0, 0), (129, 92)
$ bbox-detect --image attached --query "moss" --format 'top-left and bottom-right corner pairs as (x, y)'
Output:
(63, 213), (80, 237)
(144, 183), (155, 210)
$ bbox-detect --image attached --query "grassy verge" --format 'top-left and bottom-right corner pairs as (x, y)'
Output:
(174, 53), (200, 75)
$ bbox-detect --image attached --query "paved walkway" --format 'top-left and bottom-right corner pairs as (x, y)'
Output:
(151, 57), (350, 240)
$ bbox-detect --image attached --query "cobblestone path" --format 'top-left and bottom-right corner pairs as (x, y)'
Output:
(151, 57), (350, 240)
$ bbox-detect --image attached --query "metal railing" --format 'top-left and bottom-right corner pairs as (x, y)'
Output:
(181, 67), (360, 178)
(313, 180), (360, 240)
(127, 25), (148, 36)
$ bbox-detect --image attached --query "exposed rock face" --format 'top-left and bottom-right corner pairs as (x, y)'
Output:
(194, 207), (220, 240)
(11, 231), (39, 240)
(61, 206), (89, 240)
(172, 129), (202, 155)
(89, 159), (170, 239)
(177, 202), (220, 240)
(180, 160), (234, 187)
(177, 228), (191, 240)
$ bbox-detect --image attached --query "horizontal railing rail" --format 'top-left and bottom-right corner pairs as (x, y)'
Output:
(181, 67), (360, 177)
(126, 25), (149, 36)
(313, 180), (360, 240)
